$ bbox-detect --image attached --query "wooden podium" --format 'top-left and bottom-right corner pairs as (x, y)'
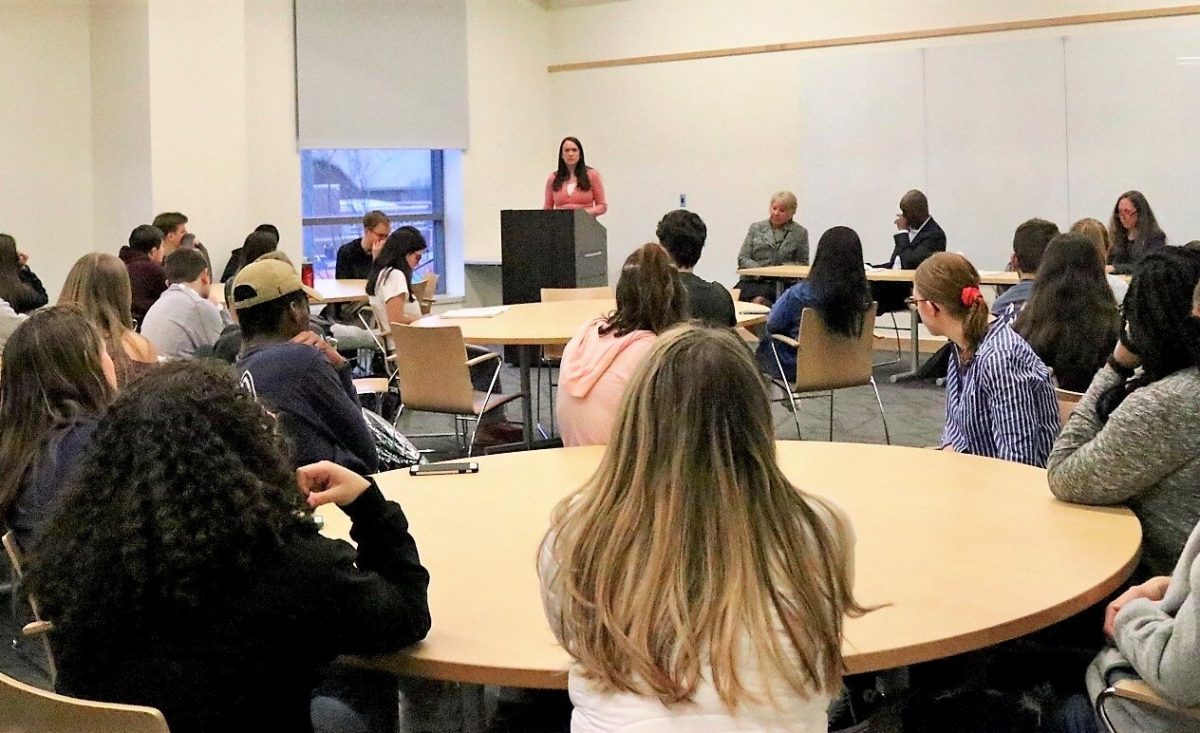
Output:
(500, 209), (608, 306)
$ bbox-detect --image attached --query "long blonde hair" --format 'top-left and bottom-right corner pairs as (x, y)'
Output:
(1071, 217), (1111, 267)
(58, 253), (138, 381)
(542, 325), (863, 708)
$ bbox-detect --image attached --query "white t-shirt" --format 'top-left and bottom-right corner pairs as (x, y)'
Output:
(370, 269), (422, 333)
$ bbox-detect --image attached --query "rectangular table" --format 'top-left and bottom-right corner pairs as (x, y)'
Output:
(737, 265), (1024, 381)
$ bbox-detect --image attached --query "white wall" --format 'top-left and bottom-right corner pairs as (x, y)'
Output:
(244, 0), (303, 263)
(460, 0), (554, 264)
(548, 1), (1200, 281)
(91, 0), (153, 257)
(0, 0), (95, 298)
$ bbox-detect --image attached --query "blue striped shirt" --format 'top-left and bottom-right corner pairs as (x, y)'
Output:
(941, 322), (1060, 467)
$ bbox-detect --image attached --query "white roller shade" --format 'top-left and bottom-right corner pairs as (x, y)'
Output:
(295, 0), (468, 149)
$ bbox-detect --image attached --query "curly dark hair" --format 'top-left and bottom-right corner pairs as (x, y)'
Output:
(656, 209), (707, 269)
(1097, 248), (1200, 420)
(26, 360), (312, 662)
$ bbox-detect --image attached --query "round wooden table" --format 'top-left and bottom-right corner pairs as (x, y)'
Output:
(322, 443), (1141, 688)
(414, 300), (769, 446)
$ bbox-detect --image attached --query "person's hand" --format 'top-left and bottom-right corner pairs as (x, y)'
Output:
(296, 461), (372, 508)
(894, 214), (908, 231)
(1104, 576), (1171, 638)
(1105, 264), (1116, 274)
(941, 444), (957, 453)
(291, 330), (346, 367)
(1113, 340), (1141, 370)
(17, 251), (28, 266)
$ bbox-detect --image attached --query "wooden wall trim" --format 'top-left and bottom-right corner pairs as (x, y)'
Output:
(547, 5), (1200, 73)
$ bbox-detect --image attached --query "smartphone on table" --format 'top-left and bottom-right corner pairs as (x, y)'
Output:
(409, 462), (479, 476)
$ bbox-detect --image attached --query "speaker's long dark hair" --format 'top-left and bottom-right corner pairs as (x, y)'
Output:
(1097, 248), (1200, 420)
(807, 227), (871, 338)
(552, 136), (591, 192)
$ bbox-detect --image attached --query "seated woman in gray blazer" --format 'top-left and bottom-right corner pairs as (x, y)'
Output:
(735, 191), (809, 305)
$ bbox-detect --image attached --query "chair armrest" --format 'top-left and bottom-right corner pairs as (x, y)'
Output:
(770, 334), (799, 348)
(1101, 679), (1200, 723)
(465, 352), (499, 368)
(22, 620), (52, 637)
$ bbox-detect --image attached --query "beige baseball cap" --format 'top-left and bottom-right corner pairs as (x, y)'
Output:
(231, 259), (319, 310)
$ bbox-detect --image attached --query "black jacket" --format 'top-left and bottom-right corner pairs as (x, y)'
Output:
(679, 272), (736, 328)
(1110, 229), (1167, 275)
(56, 484), (431, 733)
(885, 217), (947, 270)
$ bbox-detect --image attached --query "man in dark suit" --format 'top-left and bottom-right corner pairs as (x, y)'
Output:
(884, 189), (946, 269)
(874, 189), (947, 314)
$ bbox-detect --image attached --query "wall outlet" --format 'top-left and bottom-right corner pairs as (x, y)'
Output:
(679, 193), (687, 207)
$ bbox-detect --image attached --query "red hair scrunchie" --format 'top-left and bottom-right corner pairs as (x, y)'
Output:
(960, 286), (983, 307)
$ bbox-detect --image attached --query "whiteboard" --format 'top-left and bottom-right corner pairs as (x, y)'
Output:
(925, 38), (1070, 270)
(798, 48), (925, 266)
(797, 23), (1200, 270)
(1065, 26), (1200, 245)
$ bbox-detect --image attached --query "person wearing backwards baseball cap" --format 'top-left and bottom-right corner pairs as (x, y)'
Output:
(233, 259), (378, 473)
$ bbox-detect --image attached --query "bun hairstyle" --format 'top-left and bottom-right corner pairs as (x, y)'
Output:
(914, 252), (989, 353)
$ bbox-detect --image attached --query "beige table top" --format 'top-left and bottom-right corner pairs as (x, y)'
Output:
(738, 264), (1024, 286)
(414, 299), (769, 346)
(310, 279), (368, 305)
(323, 443), (1140, 688)
(209, 278), (368, 306)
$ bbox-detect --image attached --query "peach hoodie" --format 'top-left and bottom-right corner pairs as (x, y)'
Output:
(556, 317), (656, 446)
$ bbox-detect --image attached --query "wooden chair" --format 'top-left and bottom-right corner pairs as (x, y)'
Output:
(537, 286), (614, 435)
(725, 286), (760, 345)
(3, 531), (56, 685)
(391, 324), (522, 456)
(768, 305), (890, 443)
(411, 273), (440, 316)
(1096, 678), (1200, 731)
(1055, 387), (1085, 427)
(0, 669), (170, 733)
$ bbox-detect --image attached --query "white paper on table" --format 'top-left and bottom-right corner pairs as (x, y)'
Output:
(438, 306), (511, 319)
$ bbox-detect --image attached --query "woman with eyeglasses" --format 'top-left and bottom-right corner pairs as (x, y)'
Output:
(912, 252), (1058, 467)
(1107, 190), (1166, 275)
(366, 226), (428, 330)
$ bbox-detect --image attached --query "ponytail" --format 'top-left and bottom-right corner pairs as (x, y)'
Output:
(914, 253), (989, 353)
(960, 285), (989, 353)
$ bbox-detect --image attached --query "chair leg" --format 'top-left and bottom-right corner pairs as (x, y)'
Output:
(1095, 688), (1117, 733)
(828, 392), (834, 441)
(770, 342), (803, 440)
(467, 359), (505, 457)
(870, 376), (891, 445)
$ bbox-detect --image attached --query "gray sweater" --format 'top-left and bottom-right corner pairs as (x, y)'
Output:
(1086, 519), (1200, 732)
(1047, 365), (1200, 578)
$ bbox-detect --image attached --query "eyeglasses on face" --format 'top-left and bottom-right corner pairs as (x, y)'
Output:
(904, 296), (933, 307)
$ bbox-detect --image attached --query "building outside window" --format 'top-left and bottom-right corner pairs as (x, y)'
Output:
(300, 149), (444, 291)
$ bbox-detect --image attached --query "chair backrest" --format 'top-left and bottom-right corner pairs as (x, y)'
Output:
(792, 305), (876, 392)
(391, 324), (477, 415)
(412, 274), (440, 315)
(1055, 387), (1084, 427)
(540, 287), (615, 359)
(0, 669), (170, 733)
(728, 287), (741, 302)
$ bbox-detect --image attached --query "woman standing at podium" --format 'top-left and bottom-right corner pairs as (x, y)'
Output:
(544, 136), (607, 217)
